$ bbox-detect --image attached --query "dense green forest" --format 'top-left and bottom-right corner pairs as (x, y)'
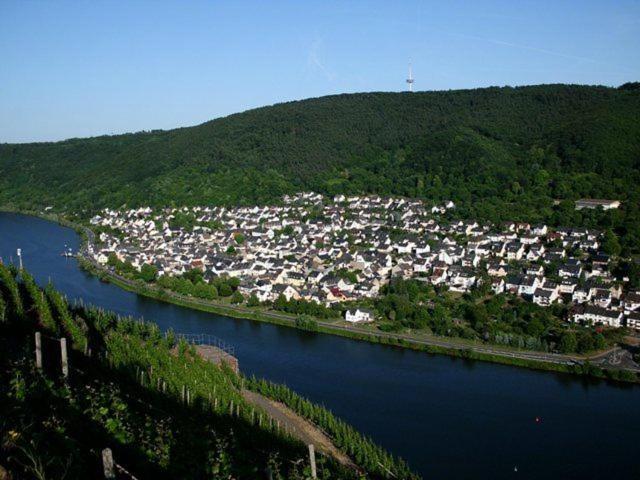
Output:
(0, 263), (416, 479)
(1, 84), (639, 223)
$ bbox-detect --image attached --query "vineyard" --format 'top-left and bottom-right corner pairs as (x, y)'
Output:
(0, 262), (418, 479)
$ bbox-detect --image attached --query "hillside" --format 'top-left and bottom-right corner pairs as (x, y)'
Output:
(1, 83), (639, 246)
(0, 263), (416, 479)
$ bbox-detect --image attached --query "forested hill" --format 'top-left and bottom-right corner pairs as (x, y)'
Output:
(1, 83), (639, 224)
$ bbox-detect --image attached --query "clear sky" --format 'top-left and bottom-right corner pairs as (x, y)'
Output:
(1, 0), (639, 143)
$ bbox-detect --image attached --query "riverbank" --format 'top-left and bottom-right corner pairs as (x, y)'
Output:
(4, 208), (639, 384)
(79, 252), (640, 384)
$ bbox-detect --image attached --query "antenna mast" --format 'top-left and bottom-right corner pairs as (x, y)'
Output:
(406, 62), (414, 92)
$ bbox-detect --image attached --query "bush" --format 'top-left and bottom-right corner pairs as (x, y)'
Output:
(246, 294), (260, 307)
(295, 315), (318, 331)
(219, 283), (233, 297)
(230, 291), (244, 304)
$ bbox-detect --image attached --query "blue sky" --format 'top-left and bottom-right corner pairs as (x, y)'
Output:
(1, 0), (638, 143)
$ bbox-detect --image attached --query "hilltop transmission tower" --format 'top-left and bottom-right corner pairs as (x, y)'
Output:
(406, 63), (414, 92)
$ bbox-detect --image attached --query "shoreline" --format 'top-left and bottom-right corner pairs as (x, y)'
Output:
(79, 253), (640, 385)
(3, 207), (639, 384)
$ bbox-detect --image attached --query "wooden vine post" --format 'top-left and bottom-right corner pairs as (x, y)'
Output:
(308, 444), (317, 479)
(35, 332), (42, 369)
(60, 337), (69, 378)
(102, 448), (115, 479)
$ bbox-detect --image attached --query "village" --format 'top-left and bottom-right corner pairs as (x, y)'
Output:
(88, 193), (640, 331)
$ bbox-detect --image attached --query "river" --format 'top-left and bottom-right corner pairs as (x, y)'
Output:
(1, 211), (639, 479)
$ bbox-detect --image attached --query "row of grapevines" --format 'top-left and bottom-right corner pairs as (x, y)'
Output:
(75, 307), (354, 477)
(0, 289), (6, 323)
(7, 275), (413, 479)
(44, 283), (88, 351)
(79, 307), (279, 436)
(247, 377), (418, 479)
(0, 263), (23, 320)
(20, 270), (57, 331)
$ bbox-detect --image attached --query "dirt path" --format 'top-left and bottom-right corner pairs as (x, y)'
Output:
(186, 343), (354, 468)
(241, 389), (356, 469)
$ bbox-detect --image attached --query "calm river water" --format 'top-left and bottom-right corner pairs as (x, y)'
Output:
(1, 212), (639, 479)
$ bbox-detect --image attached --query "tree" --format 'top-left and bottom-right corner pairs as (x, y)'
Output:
(577, 331), (595, 353)
(169, 211), (196, 231)
(526, 317), (545, 337)
(282, 224), (294, 236)
(230, 291), (244, 304)
(219, 283), (233, 297)
(122, 260), (135, 274)
(337, 268), (358, 283)
(613, 260), (640, 289)
(411, 307), (431, 329)
(273, 294), (288, 311)
(601, 229), (622, 256)
(247, 294), (260, 307)
(174, 278), (194, 296)
(594, 333), (607, 350)
(183, 268), (204, 284)
(432, 305), (451, 335)
(465, 304), (488, 331)
(559, 331), (578, 354)
(107, 253), (119, 267)
(194, 282), (217, 300)
(295, 315), (318, 331)
(139, 263), (158, 283)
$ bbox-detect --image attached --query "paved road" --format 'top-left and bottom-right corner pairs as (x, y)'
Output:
(592, 346), (640, 372)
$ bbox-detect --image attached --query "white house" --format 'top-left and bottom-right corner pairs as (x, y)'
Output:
(518, 276), (540, 296)
(271, 284), (300, 301)
(448, 269), (476, 292)
(505, 243), (525, 261)
(491, 278), (505, 294)
(624, 292), (640, 313)
(572, 287), (593, 304)
(96, 251), (110, 265)
(345, 308), (374, 323)
(571, 305), (623, 328)
(627, 312), (640, 330)
(533, 288), (559, 307)
(575, 199), (621, 210)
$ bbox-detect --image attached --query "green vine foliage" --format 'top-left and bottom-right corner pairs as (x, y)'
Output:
(0, 271), (416, 479)
(0, 262), (24, 320)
